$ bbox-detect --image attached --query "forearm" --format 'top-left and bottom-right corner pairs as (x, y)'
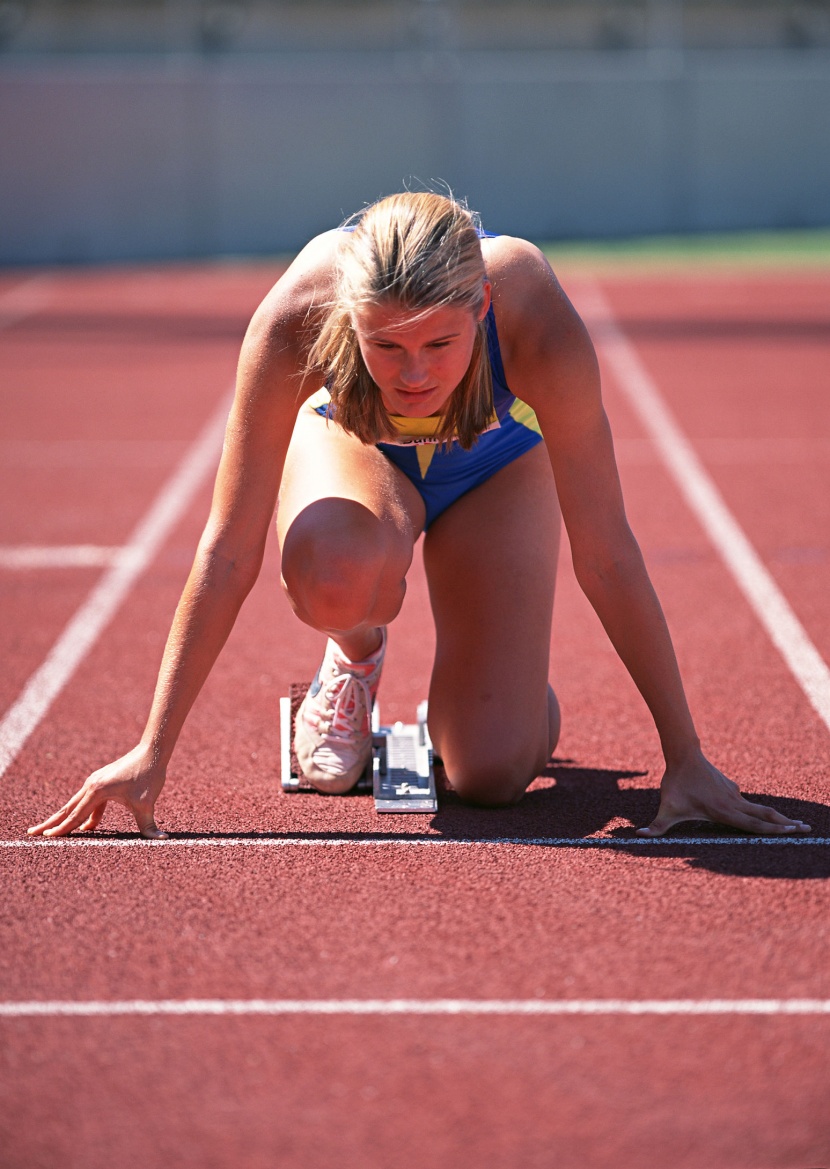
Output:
(139, 540), (262, 767)
(574, 545), (700, 763)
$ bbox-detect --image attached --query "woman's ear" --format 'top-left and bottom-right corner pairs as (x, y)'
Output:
(478, 281), (492, 321)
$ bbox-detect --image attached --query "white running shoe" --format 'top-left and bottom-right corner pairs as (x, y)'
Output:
(294, 629), (386, 793)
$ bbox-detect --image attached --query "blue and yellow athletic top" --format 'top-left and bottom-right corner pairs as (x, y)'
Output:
(310, 302), (544, 529)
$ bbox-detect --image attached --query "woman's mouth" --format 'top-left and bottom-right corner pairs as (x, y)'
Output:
(395, 386), (436, 398)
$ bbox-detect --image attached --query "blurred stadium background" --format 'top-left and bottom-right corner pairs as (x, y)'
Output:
(1, 0), (828, 263)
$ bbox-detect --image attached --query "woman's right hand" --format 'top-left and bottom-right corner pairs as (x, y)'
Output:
(27, 744), (168, 839)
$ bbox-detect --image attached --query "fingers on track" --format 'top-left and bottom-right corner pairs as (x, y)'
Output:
(27, 788), (90, 836)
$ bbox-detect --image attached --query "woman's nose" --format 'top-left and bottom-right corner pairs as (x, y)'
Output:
(399, 353), (429, 387)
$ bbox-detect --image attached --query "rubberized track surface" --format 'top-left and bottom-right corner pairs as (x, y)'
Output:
(1, 260), (828, 1168)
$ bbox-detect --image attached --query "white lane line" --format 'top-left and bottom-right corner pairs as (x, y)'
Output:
(0, 274), (52, 331)
(0, 546), (123, 569)
(578, 283), (830, 735)
(2, 998), (829, 1018)
(0, 439), (188, 465)
(4, 835), (828, 848)
(0, 390), (232, 779)
(614, 436), (830, 467)
(0, 438), (189, 469)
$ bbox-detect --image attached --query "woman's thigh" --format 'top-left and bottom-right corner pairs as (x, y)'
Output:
(423, 441), (561, 804)
(277, 407), (426, 634)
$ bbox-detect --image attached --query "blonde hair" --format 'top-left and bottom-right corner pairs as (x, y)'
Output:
(308, 192), (493, 450)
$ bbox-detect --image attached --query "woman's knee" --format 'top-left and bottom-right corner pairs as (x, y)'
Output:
(441, 743), (547, 808)
(282, 535), (385, 630)
(444, 754), (535, 807)
(437, 687), (560, 808)
(547, 685), (562, 758)
(280, 501), (409, 631)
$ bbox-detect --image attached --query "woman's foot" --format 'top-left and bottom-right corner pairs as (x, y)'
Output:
(294, 629), (386, 793)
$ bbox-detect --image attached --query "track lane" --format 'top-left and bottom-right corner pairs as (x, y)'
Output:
(0, 263), (281, 786)
(0, 569), (103, 714)
(8, 266), (830, 841)
(1, 1017), (827, 1169)
(1, 263), (828, 1169)
(594, 272), (830, 665)
(3, 269), (828, 833)
(2, 844), (828, 1002)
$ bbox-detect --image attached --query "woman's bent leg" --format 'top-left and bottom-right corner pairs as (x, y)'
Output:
(277, 408), (426, 791)
(423, 442), (561, 806)
(277, 408), (426, 657)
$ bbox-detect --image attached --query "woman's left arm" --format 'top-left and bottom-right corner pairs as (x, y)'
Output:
(494, 239), (810, 836)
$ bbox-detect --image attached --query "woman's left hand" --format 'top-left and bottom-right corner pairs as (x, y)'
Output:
(637, 749), (811, 837)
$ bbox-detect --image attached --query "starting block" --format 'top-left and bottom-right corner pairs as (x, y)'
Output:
(279, 683), (437, 814)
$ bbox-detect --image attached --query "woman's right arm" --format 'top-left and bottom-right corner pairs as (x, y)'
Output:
(28, 234), (340, 838)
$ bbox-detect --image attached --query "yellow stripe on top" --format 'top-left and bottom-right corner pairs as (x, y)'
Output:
(415, 445), (437, 477)
(389, 415), (444, 478)
(307, 387), (331, 411)
(508, 397), (543, 436)
(307, 389), (447, 443)
(388, 414), (445, 440)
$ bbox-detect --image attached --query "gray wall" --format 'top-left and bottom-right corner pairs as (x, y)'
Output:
(2, 50), (829, 264)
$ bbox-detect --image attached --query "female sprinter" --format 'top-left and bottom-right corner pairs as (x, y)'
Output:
(29, 192), (810, 840)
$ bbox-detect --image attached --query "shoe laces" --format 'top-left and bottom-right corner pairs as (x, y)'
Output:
(315, 671), (373, 742)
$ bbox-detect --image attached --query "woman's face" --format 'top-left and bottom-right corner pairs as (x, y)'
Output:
(353, 287), (491, 417)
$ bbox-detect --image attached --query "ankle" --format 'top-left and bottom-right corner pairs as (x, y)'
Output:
(331, 627), (384, 664)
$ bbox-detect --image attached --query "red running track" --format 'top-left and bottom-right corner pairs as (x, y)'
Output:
(0, 261), (828, 1169)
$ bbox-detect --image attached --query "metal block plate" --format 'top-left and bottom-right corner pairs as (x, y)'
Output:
(373, 723), (437, 813)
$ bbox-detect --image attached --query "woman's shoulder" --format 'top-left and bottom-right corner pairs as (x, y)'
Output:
(237, 229), (346, 390)
(253, 229), (343, 332)
(482, 234), (563, 318)
(481, 235), (591, 379)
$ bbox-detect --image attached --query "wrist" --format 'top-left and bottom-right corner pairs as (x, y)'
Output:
(660, 734), (702, 768)
(138, 733), (173, 770)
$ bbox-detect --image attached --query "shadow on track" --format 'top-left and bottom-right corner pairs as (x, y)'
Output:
(428, 761), (830, 880)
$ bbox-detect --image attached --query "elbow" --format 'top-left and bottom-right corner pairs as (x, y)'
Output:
(572, 541), (645, 596)
(196, 535), (265, 593)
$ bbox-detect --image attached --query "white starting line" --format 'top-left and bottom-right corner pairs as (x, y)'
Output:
(3, 835), (828, 848)
(2, 997), (829, 1019)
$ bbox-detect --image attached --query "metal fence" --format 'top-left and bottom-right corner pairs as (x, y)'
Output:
(2, 0), (829, 55)
(2, 1), (829, 261)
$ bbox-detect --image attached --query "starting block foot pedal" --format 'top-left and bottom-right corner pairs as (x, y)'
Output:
(279, 682), (373, 794)
(279, 688), (437, 813)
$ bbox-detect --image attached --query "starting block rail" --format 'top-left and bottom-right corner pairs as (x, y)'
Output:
(280, 685), (437, 814)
